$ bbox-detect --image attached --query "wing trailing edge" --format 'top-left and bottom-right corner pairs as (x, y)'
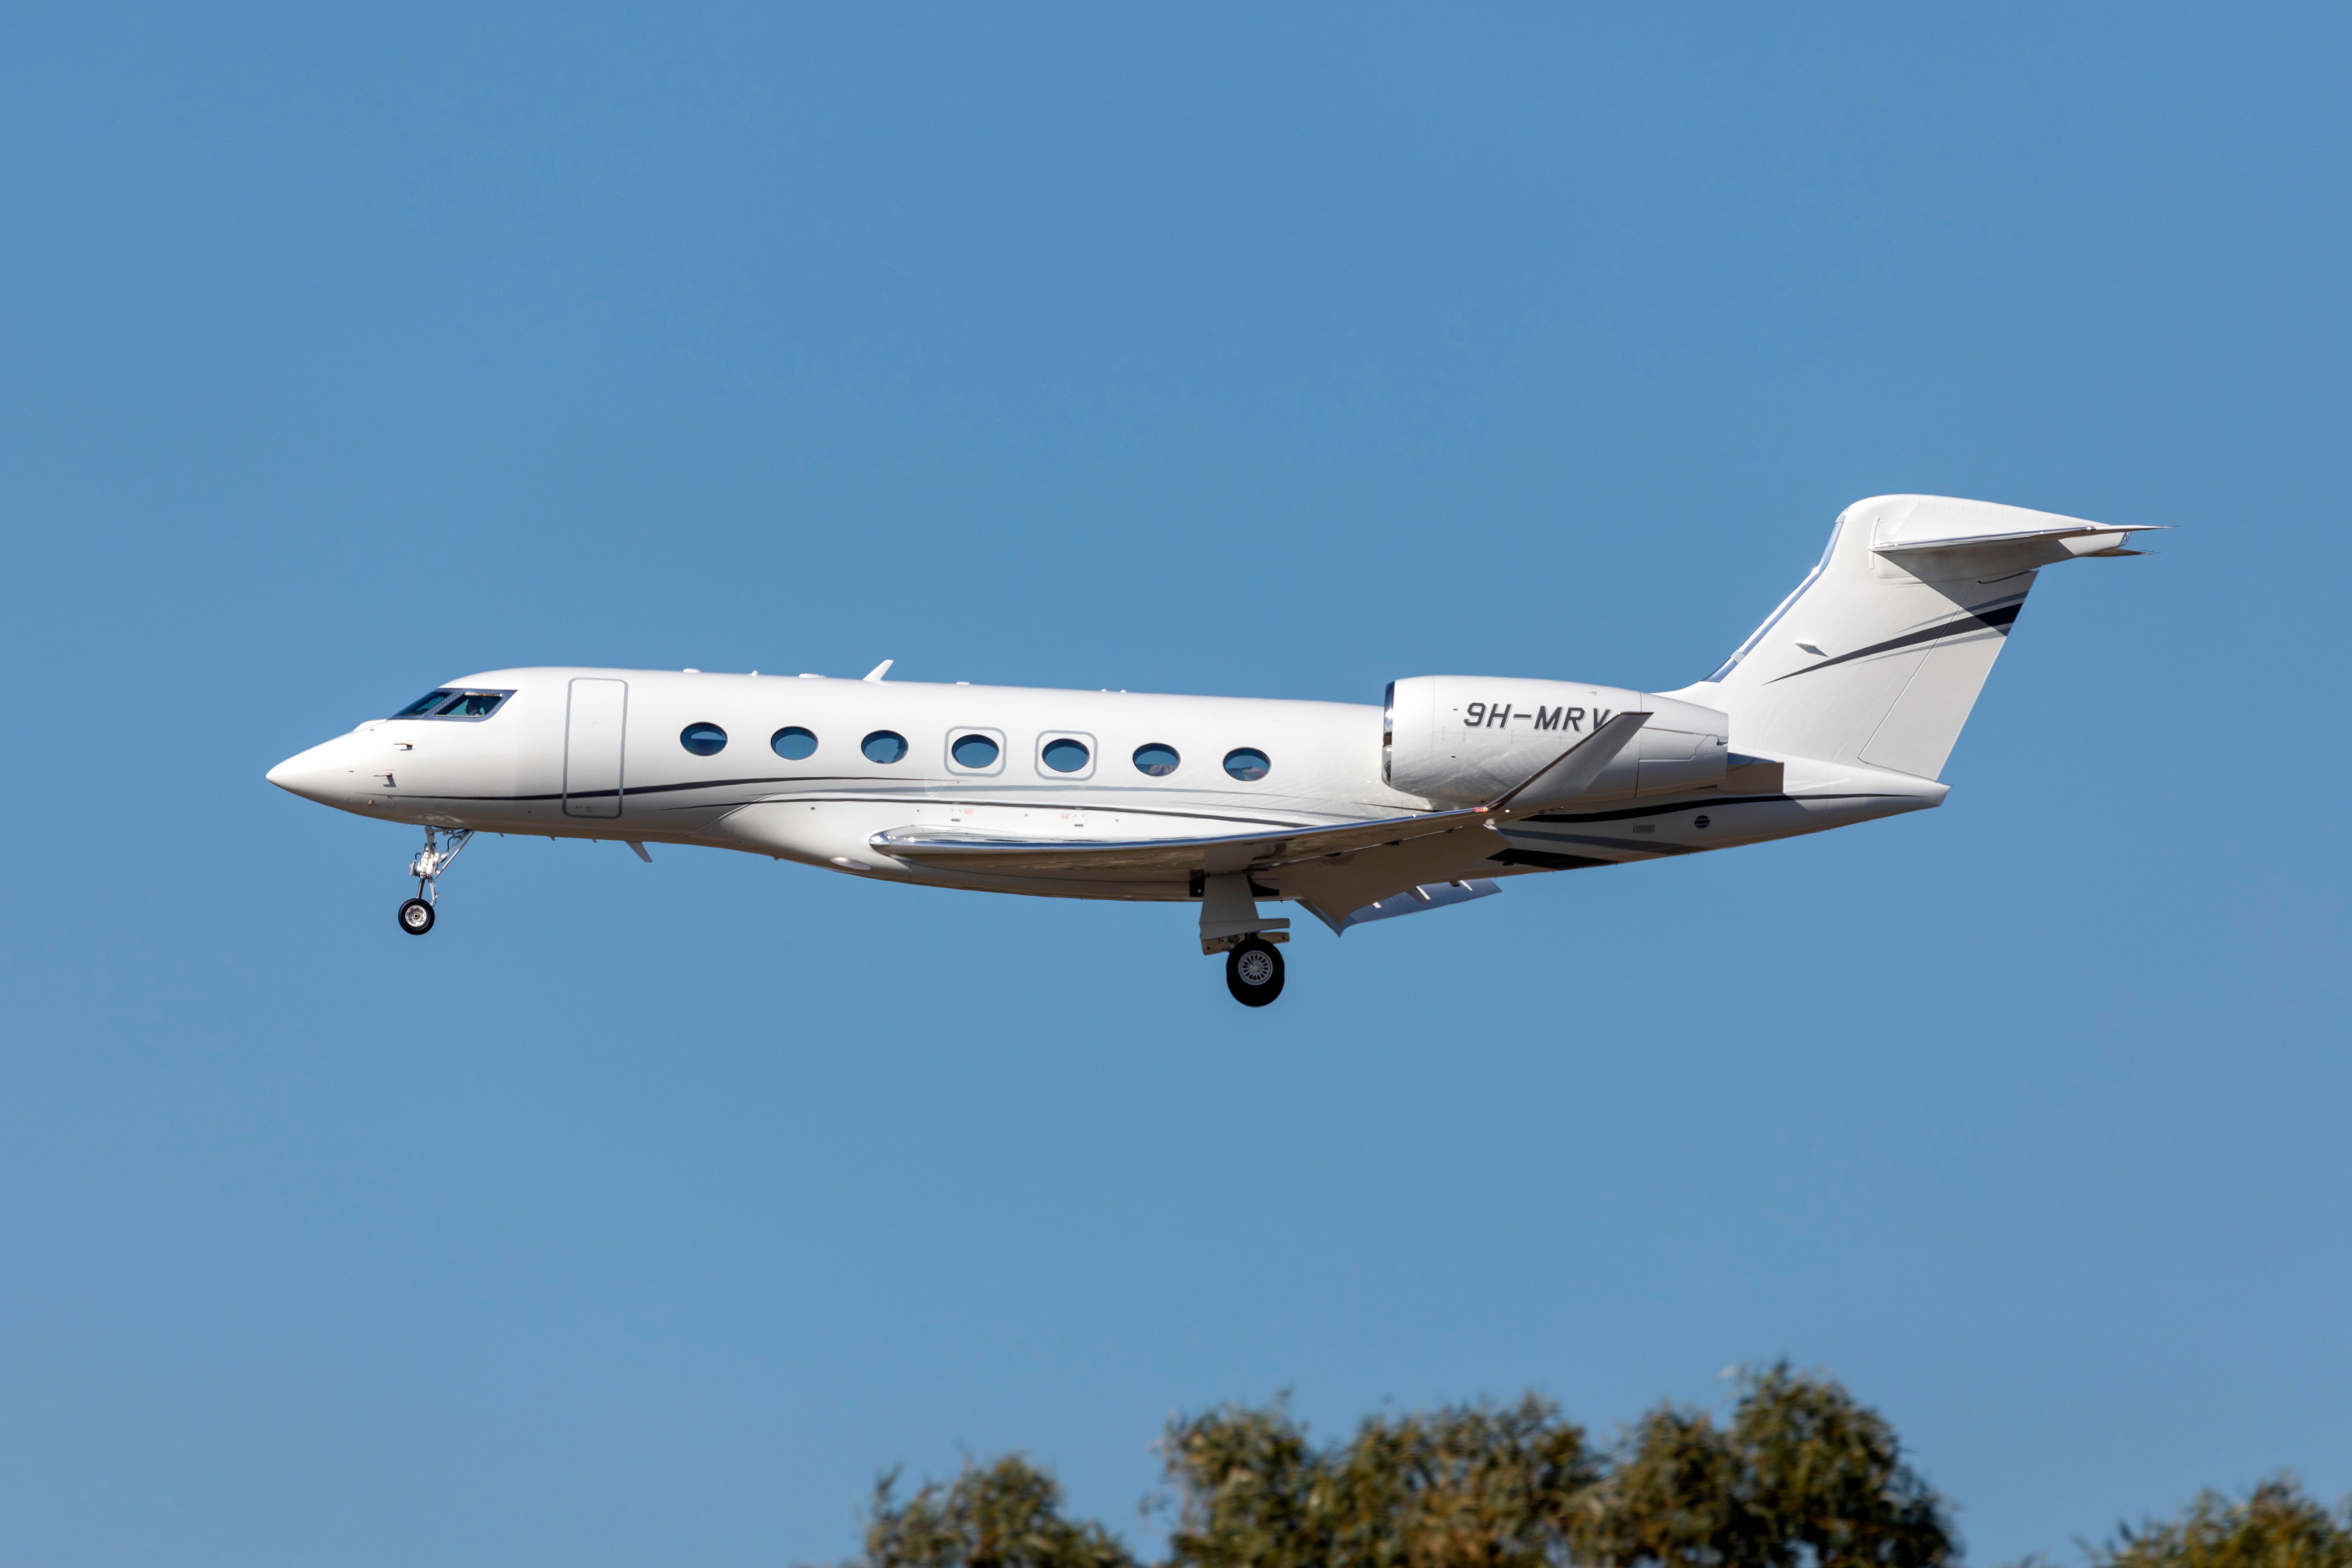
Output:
(867, 808), (1487, 876)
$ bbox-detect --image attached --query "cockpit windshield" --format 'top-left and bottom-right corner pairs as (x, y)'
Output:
(392, 689), (513, 721)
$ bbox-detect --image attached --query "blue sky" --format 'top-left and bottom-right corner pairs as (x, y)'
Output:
(3, 5), (2347, 1564)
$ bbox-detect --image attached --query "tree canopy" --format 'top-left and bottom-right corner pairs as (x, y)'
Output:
(2069, 1477), (2352, 1568)
(823, 1371), (2350, 1568)
(1576, 1364), (1951, 1567)
(855, 1456), (1139, 1568)
(1161, 1391), (1597, 1568)
(831, 1366), (1956, 1568)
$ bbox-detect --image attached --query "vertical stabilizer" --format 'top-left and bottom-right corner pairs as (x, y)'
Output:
(1663, 496), (2153, 779)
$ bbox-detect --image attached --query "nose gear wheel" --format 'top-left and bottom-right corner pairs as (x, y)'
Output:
(397, 826), (473, 935)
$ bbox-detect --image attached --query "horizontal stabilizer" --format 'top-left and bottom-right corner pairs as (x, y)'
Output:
(1867, 497), (2162, 564)
(1873, 522), (2162, 558)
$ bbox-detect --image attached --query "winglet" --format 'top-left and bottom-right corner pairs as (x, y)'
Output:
(862, 660), (894, 682)
(1485, 711), (1651, 820)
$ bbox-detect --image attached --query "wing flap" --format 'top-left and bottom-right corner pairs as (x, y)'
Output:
(1309, 877), (1501, 935)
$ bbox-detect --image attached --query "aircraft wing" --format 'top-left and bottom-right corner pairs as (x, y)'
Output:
(868, 807), (1490, 876)
(868, 713), (1653, 877)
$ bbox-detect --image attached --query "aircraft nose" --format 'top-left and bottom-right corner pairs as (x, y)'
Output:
(267, 740), (352, 804)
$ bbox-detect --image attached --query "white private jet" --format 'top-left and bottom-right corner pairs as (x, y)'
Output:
(268, 495), (2151, 1005)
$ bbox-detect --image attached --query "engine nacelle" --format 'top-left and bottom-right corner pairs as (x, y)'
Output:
(1383, 676), (1730, 807)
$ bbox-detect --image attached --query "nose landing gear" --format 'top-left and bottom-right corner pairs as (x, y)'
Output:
(397, 826), (473, 936)
(1225, 936), (1285, 1007)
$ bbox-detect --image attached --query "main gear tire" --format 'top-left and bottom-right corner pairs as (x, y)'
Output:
(1224, 937), (1285, 1007)
(398, 897), (436, 935)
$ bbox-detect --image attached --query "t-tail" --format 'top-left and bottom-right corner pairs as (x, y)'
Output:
(1662, 495), (2156, 779)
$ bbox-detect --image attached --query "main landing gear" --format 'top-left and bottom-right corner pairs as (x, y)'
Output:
(1224, 937), (1285, 1007)
(397, 826), (473, 936)
(1200, 871), (1289, 1007)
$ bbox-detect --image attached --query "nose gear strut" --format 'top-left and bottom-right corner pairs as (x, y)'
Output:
(397, 826), (474, 935)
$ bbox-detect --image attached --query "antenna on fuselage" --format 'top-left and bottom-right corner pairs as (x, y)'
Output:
(862, 659), (894, 682)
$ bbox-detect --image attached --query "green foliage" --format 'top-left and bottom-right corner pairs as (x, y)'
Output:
(1156, 1397), (1327, 1568)
(822, 1379), (2352, 1568)
(1150, 1367), (1951, 1568)
(1574, 1404), (1753, 1566)
(1577, 1364), (1954, 1567)
(825, 1367), (1977, 1568)
(848, 1455), (1140, 1568)
(2071, 1476), (2352, 1568)
(1160, 1392), (1595, 1568)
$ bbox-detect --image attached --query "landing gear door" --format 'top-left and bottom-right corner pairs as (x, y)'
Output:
(564, 678), (627, 818)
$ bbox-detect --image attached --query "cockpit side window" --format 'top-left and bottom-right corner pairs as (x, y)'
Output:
(392, 689), (513, 721)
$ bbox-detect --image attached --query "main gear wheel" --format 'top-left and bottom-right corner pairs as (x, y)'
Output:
(1224, 937), (1285, 1007)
